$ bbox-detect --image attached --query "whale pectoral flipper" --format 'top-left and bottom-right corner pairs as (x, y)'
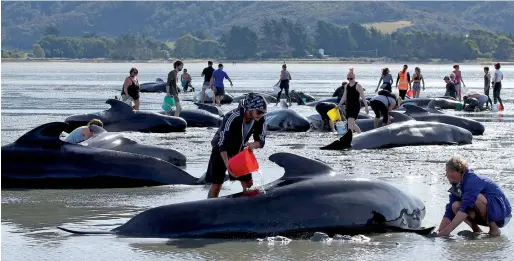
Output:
(388, 226), (436, 236)
(57, 226), (114, 235)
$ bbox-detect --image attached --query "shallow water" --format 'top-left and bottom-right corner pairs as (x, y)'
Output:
(1, 62), (514, 261)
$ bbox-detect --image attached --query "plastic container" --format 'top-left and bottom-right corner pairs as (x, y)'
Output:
(301, 98), (307, 103)
(492, 104), (499, 112)
(162, 95), (176, 112)
(498, 104), (504, 111)
(336, 121), (347, 136)
(228, 149), (259, 177)
(406, 89), (413, 98)
(327, 107), (342, 122)
(455, 103), (462, 111)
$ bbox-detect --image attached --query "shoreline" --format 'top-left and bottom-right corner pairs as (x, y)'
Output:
(2, 57), (512, 65)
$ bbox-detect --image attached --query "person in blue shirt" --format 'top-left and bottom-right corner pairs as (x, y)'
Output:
(209, 63), (233, 107)
(437, 155), (512, 237)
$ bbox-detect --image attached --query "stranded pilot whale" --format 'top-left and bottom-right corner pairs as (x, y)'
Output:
(57, 152), (435, 238)
(402, 103), (485, 135)
(77, 128), (187, 167)
(265, 101), (311, 132)
(65, 99), (187, 133)
(320, 118), (473, 150)
(1, 122), (198, 189)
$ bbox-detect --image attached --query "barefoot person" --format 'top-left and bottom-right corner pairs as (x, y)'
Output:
(205, 93), (267, 198)
(201, 61), (215, 104)
(410, 67), (425, 98)
(64, 119), (105, 144)
(395, 64), (411, 100)
(436, 155), (512, 237)
(275, 64), (292, 107)
(121, 68), (140, 110)
(375, 68), (393, 92)
(337, 68), (369, 134)
(166, 60), (183, 117)
(453, 65), (466, 102)
(210, 63), (233, 107)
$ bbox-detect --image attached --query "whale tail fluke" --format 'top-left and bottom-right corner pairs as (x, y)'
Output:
(320, 130), (352, 150)
(57, 226), (115, 235)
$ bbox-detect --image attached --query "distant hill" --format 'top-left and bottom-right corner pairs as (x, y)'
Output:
(2, 1), (514, 50)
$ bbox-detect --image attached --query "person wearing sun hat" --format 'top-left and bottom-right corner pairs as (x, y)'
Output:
(206, 93), (268, 198)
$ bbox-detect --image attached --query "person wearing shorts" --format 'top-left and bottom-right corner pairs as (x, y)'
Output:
(370, 90), (398, 129)
(210, 63), (233, 107)
(201, 61), (215, 104)
(166, 60), (183, 117)
(315, 102), (338, 132)
(205, 93), (267, 198)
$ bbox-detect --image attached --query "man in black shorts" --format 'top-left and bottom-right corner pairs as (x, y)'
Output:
(206, 93), (267, 198)
(315, 102), (338, 132)
(369, 90), (399, 129)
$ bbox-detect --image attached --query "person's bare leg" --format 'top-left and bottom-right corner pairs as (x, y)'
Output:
(208, 184), (223, 198)
(349, 118), (361, 133)
(329, 120), (335, 132)
(174, 102), (181, 117)
(374, 118), (380, 129)
(451, 201), (482, 232)
(473, 193), (501, 236)
(201, 89), (206, 104)
(240, 180), (253, 192)
(133, 99), (140, 110)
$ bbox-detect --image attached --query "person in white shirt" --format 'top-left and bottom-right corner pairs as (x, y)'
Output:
(492, 63), (504, 110)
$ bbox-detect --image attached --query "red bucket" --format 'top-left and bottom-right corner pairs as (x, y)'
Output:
(406, 89), (413, 98)
(228, 149), (259, 177)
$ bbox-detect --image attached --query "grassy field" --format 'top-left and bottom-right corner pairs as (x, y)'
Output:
(165, 41), (175, 50)
(362, 20), (413, 34)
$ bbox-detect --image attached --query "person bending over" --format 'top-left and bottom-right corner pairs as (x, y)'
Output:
(205, 93), (267, 199)
(369, 90), (399, 129)
(436, 155), (512, 237)
(315, 102), (338, 132)
(463, 93), (489, 111)
(64, 119), (105, 144)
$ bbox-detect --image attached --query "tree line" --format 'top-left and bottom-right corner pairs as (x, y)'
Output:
(4, 19), (514, 61)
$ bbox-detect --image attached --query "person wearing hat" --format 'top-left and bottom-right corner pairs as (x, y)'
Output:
(206, 93), (268, 198)
(444, 76), (457, 99)
(64, 119), (105, 144)
(436, 155), (512, 237)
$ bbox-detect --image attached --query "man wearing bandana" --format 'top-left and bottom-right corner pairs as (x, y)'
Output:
(206, 93), (268, 198)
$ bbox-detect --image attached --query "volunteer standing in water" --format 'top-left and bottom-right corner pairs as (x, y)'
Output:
(166, 60), (183, 117)
(453, 65), (466, 101)
(395, 64), (411, 100)
(436, 155), (512, 237)
(205, 93), (267, 198)
(337, 68), (369, 134)
(483, 67), (493, 109)
(375, 68), (393, 92)
(492, 62), (504, 110)
(121, 67), (140, 110)
(275, 64), (292, 107)
(210, 63), (233, 107)
(410, 67), (425, 98)
(201, 61), (215, 104)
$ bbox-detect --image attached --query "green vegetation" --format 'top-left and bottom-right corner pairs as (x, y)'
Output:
(21, 19), (514, 62)
(3, 2), (514, 50)
(362, 21), (413, 34)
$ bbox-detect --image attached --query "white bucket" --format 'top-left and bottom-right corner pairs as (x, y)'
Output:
(336, 121), (347, 136)
(492, 104), (499, 112)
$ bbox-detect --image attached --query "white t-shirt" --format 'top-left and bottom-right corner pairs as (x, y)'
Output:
(493, 70), (503, 83)
(371, 95), (396, 108)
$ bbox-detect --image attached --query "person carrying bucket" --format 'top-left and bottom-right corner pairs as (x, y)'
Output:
(205, 93), (268, 199)
(315, 102), (339, 132)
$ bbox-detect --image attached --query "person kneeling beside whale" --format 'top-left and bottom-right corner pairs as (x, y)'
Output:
(64, 119), (105, 144)
(369, 90), (400, 129)
(463, 92), (489, 111)
(205, 93), (268, 198)
(436, 155), (512, 237)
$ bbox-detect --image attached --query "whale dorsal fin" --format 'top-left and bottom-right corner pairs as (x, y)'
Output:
(14, 122), (68, 145)
(269, 152), (334, 180)
(389, 111), (415, 122)
(426, 100), (445, 114)
(403, 104), (429, 114)
(156, 78), (164, 82)
(105, 99), (135, 115)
